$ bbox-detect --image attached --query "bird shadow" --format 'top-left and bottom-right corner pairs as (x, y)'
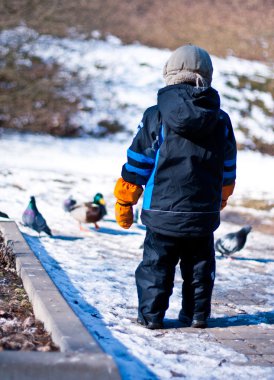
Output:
(91, 226), (141, 236)
(103, 218), (117, 223)
(22, 233), (158, 380)
(50, 235), (84, 241)
(216, 255), (274, 264)
(230, 256), (274, 264)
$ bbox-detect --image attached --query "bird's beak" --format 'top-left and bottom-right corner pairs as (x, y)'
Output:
(99, 199), (106, 205)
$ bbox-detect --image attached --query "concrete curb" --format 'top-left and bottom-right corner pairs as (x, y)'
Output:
(0, 220), (121, 380)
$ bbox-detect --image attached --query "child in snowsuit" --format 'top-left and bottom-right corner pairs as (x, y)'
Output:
(114, 45), (236, 329)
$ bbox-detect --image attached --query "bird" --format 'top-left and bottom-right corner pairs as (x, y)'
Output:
(215, 225), (252, 257)
(68, 193), (107, 231)
(0, 211), (9, 219)
(22, 196), (52, 236)
(63, 196), (77, 212)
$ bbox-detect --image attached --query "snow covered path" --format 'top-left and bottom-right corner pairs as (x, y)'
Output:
(1, 133), (274, 379)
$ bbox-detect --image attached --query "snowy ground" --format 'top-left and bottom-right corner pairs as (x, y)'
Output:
(0, 133), (274, 379)
(1, 26), (274, 145)
(1, 27), (274, 379)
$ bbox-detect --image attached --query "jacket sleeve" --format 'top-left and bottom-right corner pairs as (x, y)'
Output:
(221, 112), (237, 209)
(223, 113), (237, 186)
(121, 106), (161, 186)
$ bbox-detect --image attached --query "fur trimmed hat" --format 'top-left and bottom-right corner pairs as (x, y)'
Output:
(163, 44), (213, 87)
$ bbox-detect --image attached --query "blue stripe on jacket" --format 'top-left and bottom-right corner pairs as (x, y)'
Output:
(224, 158), (236, 166)
(127, 149), (155, 165)
(125, 163), (152, 178)
(223, 170), (236, 179)
(143, 126), (164, 210)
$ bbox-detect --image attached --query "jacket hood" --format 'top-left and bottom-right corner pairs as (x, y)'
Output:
(157, 84), (220, 138)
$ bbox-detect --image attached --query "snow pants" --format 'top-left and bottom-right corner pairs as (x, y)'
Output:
(135, 228), (215, 324)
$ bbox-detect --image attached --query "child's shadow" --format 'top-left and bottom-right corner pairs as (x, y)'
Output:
(163, 311), (274, 329)
(162, 319), (188, 329)
(208, 311), (274, 328)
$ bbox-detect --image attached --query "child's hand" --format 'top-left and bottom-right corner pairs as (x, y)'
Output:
(221, 182), (235, 210)
(114, 177), (143, 229)
(115, 202), (133, 229)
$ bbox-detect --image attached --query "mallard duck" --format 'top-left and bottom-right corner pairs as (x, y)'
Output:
(22, 196), (52, 236)
(69, 193), (107, 230)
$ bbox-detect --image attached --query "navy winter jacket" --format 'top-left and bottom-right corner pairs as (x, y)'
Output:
(122, 83), (237, 237)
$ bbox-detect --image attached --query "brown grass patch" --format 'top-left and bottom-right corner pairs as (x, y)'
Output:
(0, 0), (274, 63)
(0, 50), (81, 137)
(0, 232), (59, 351)
(95, 119), (125, 137)
(238, 199), (274, 211)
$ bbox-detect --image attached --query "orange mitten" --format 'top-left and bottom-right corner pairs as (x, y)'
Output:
(114, 178), (143, 229)
(115, 202), (133, 229)
(221, 182), (235, 210)
(114, 177), (143, 205)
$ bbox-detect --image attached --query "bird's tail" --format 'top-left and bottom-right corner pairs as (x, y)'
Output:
(214, 240), (226, 255)
(44, 225), (52, 236)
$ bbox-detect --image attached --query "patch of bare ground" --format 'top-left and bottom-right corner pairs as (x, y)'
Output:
(0, 1), (273, 147)
(0, 232), (59, 352)
(222, 209), (274, 236)
(1, 0), (274, 63)
(0, 50), (82, 137)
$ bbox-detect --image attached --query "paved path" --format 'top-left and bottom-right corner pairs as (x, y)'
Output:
(208, 299), (274, 366)
(164, 217), (274, 368)
(1, 218), (273, 378)
(208, 213), (274, 366)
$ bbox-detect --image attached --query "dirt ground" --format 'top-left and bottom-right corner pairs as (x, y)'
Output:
(1, 0), (273, 63)
(0, 232), (59, 352)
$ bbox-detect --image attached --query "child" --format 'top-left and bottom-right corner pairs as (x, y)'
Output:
(114, 45), (236, 329)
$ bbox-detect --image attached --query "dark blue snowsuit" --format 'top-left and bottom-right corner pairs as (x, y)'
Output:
(122, 83), (237, 324)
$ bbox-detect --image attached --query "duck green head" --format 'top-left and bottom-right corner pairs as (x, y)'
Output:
(93, 193), (105, 205)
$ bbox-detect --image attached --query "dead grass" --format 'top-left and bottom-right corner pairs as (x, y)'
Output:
(96, 119), (125, 137)
(222, 209), (274, 236)
(0, 232), (59, 351)
(0, 1), (273, 145)
(0, 0), (274, 63)
(0, 50), (81, 137)
(239, 199), (274, 211)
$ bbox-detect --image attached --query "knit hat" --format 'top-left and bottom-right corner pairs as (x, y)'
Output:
(163, 44), (213, 87)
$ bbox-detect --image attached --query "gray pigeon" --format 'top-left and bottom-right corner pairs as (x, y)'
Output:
(215, 225), (252, 257)
(0, 211), (9, 218)
(22, 196), (52, 236)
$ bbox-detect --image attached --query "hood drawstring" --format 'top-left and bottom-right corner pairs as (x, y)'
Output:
(196, 73), (207, 88)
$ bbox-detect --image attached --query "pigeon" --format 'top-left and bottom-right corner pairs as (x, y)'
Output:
(63, 196), (77, 212)
(22, 196), (52, 236)
(215, 225), (252, 257)
(0, 211), (9, 219)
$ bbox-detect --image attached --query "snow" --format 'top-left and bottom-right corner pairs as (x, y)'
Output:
(1, 26), (273, 144)
(1, 133), (274, 379)
(235, 151), (274, 202)
(0, 27), (274, 379)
